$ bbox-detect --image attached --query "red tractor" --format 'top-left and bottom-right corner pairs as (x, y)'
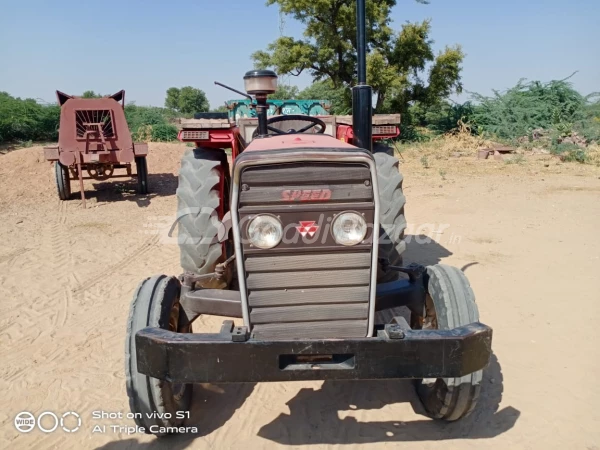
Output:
(125, 0), (492, 436)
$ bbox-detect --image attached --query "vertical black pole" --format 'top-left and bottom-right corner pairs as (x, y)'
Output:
(352, 0), (372, 151)
(356, 0), (367, 85)
(256, 95), (269, 138)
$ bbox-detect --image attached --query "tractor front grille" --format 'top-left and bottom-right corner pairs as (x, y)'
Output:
(237, 162), (375, 339)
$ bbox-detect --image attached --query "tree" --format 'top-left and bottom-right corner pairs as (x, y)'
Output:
(82, 90), (102, 98)
(164, 87), (180, 110)
(269, 83), (300, 100)
(252, 0), (463, 113)
(298, 81), (351, 115)
(164, 87), (209, 114)
(210, 105), (229, 113)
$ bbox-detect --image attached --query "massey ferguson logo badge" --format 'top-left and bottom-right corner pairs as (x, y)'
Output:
(296, 221), (319, 237)
(282, 189), (332, 202)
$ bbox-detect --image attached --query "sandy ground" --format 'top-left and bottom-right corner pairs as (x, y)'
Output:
(0, 143), (599, 449)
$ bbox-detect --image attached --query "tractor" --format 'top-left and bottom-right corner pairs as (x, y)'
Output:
(174, 85), (401, 162)
(125, 0), (492, 436)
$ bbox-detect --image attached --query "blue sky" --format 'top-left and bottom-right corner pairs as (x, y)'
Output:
(1, 0), (598, 108)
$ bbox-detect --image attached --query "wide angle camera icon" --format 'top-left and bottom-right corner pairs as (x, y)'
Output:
(14, 412), (35, 433)
(14, 411), (81, 433)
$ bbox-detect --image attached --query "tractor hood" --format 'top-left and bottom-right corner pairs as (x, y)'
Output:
(244, 134), (358, 152)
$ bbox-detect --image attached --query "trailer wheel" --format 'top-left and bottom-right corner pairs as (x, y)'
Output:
(416, 264), (482, 421)
(125, 275), (192, 436)
(55, 162), (71, 200)
(374, 152), (406, 282)
(136, 157), (149, 194)
(177, 148), (226, 275)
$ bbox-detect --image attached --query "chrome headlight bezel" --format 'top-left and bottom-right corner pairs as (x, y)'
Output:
(331, 211), (368, 246)
(246, 214), (283, 249)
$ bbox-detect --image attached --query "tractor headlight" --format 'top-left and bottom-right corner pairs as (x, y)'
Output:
(332, 212), (367, 246)
(247, 214), (283, 249)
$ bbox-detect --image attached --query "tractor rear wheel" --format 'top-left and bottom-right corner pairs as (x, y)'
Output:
(373, 142), (395, 157)
(177, 148), (227, 276)
(374, 152), (407, 282)
(125, 275), (192, 436)
(55, 162), (71, 200)
(136, 157), (149, 194)
(416, 264), (482, 421)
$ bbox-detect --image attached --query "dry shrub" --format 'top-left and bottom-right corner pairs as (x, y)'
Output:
(405, 121), (496, 159)
(587, 143), (600, 165)
(134, 125), (153, 142)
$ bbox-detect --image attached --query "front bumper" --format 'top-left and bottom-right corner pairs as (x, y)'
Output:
(135, 321), (492, 383)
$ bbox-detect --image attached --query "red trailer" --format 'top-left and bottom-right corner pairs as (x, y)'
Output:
(43, 90), (149, 207)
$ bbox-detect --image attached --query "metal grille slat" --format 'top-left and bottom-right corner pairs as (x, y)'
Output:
(373, 125), (397, 135)
(249, 286), (370, 307)
(245, 252), (370, 273)
(251, 303), (368, 324)
(240, 184), (372, 205)
(252, 320), (368, 339)
(247, 269), (370, 290)
(242, 164), (370, 185)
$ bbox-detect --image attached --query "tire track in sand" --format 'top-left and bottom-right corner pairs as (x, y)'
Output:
(47, 200), (75, 328)
(2, 200), (77, 367)
(72, 234), (160, 296)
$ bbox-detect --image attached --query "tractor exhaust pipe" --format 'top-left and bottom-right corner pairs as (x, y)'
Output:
(352, 0), (372, 151)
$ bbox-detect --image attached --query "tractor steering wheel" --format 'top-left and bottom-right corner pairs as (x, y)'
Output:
(266, 115), (327, 135)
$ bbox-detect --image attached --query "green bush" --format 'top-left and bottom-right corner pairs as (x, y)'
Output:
(398, 125), (433, 143)
(407, 101), (475, 135)
(576, 98), (600, 142)
(0, 92), (60, 143)
(150, 123), (179, 142)
(550, 142), (589, 163)
(0, 93), (181, 145)
(470, 79), (587, 142)
(125, 104), (179, 142)
(560, 149), (589, 164)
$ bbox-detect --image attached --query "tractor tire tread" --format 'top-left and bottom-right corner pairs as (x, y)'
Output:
(177, 149), (224, 274)
(55, 161), (71, 200)
(418, 264), (482, 421)
(374, 152), (407, 282)
(125, 275), (191, 435)
(136, 157), (149, 194)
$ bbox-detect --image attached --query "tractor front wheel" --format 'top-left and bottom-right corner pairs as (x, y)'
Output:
(415, 264), (482, 421)
(125, 275), (192, 436)
(54, 162), (71, 200)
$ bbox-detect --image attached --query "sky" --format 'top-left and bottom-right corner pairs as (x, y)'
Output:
(1, 0), (598, 108)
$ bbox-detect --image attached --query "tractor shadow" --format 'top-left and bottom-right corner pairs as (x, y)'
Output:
(255, 236), (508, 445)
(257, 353), (519, 445)
(403, 234), (454, 266)
(402, 234), (480, 273)
(94, 383), (256, 450)
(83, 173), (178, 207)
(184, 382), (257, 436)
(400, 234), (479, 273)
